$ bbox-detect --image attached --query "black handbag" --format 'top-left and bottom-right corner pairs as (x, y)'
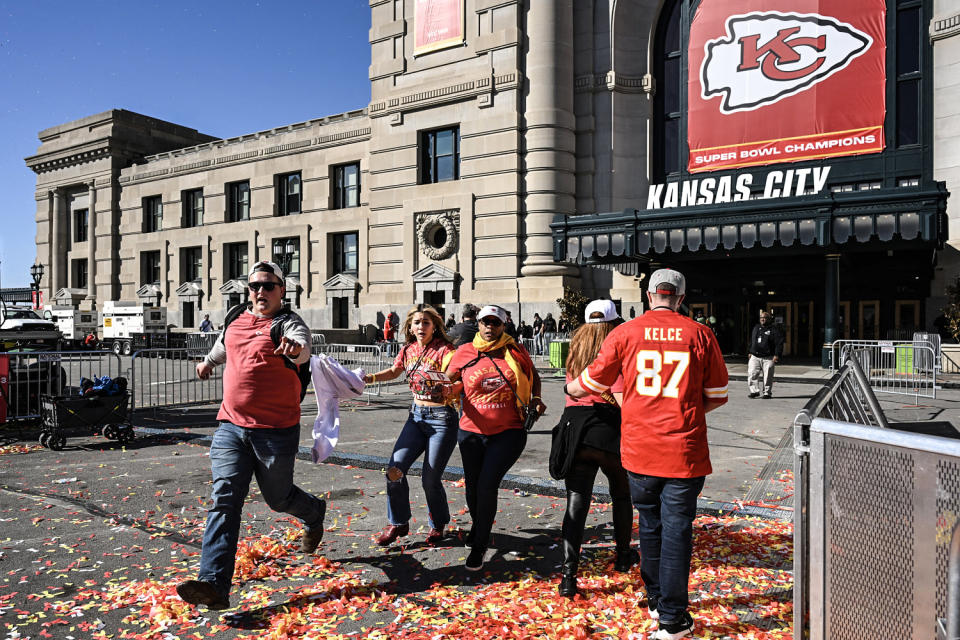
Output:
(548, 418), (571, 479)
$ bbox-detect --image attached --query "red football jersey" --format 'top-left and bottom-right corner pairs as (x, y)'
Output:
(579, 309), (728, 477)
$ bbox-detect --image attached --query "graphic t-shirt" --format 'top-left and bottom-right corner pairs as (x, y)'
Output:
(447, 344), (532, 435)
(392, 339), (456, 403)
(579, 310), (728, 478)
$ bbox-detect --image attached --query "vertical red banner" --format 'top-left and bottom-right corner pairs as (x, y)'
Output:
(687, 0), (886, 173)
(414, 0), (464, 56)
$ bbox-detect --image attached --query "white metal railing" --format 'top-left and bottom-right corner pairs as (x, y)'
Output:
(310, 343), (386, 398)
(840, 343), (938, 401)
(130, 348), (223, 411)
(1, 351), (124, 421)
(830, 338), (941, 373)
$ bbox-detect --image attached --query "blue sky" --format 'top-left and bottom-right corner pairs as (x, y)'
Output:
(0, 1), (371, 287)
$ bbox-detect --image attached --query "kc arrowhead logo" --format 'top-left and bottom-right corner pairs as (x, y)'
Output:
(701, 12), (873, 113)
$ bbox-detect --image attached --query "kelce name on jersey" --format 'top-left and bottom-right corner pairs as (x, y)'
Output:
(644, 327), (684, 342)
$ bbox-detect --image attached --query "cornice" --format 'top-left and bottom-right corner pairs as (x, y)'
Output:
(119, 127), (372, 186)
(931, 11), (960, 42)
(369, 72), (520, 118)
(25, 140), (113, 174)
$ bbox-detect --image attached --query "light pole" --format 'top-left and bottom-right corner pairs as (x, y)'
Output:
(29, 263), (44, 310)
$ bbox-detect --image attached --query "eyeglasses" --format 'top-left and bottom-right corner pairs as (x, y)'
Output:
(479, 317), (503, 327)
(248, 281), (280, 292)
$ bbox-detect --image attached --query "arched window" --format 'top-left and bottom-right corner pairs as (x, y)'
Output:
(651, 0), (685, 182)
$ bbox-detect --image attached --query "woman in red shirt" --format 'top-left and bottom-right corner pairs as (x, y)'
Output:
(445, 305), (546, 571)
(554, 300), (636, 597)
(363, 305), (458, 546)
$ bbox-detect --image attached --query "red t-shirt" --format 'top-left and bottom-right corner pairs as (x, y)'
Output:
(565, 371), (624, 407)
(578, 309), (728, 478)
(392, 339), (456, 403)
(217, 313), (302, 429)
(447, 343), (534, 435)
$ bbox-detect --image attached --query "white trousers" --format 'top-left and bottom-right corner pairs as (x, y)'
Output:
(747, 354), (776, 395)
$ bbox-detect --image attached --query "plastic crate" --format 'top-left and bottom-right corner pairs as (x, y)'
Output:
(549, 340), (570, 369)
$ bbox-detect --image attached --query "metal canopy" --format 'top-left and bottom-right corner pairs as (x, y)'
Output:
(551, 181), (949, 265)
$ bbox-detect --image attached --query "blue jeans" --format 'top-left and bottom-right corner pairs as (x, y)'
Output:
(386, 404), (459, 529)
(457, 428), (527, 551)
(198, 422), (325, 595)
(627, 473), (705, 623)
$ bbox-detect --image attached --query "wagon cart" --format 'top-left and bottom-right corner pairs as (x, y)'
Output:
(38, 392), (132, 451)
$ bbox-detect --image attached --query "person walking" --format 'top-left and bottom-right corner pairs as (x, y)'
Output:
(199, 314), (213, 332)
(552, 299), (636, 598)
(747, 310), (784, 399)
(447, 304), (479, 346)
(445, 305), (546, 570)
(565, 268), (728, 640)
(361, 304), (459, 547)
(176, 260), (326, 611)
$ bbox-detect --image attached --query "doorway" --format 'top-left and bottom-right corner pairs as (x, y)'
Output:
(859, 300), (880, 339)
(767, 301), (792, 356)
(424, 291), (445, 318)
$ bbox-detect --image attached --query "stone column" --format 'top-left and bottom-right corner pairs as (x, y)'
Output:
(521, 0), (577, 276)
(50, 189), (63, 294)
(87, 183), (97, 303)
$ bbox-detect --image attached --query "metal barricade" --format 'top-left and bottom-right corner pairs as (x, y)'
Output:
(130, 348), (223, 411)
(914, 331), (942, 372)
(310, 333), (327, 350)
(313, 343), (385, 397)
(795, 353), (960, 640)
(1, 351), (125, 421)
(831, 338), (943, 373)
(841, 343), (937, 400)
(185, 332), (219, 356)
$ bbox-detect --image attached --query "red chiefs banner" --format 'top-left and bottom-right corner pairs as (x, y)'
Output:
(414, 0), (464, 56)
(687, 0), (886, 173)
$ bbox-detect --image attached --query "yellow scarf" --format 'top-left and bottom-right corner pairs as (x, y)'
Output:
(471, 332), (531, 410)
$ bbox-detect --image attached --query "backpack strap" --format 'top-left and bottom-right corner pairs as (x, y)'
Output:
(220, 303), (250, 347)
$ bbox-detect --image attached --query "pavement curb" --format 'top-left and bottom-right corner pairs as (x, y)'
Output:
(134, 426), (794, 522)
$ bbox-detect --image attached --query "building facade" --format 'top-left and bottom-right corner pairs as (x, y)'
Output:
(25, 0), (960, 354)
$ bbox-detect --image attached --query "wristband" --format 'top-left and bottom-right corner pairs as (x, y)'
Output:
(371, 373), (377, 383)
(563, 383), (572, 397)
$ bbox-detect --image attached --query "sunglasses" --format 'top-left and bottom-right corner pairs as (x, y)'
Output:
(479, 317), (503, 327)
(248, 281), (280, 292)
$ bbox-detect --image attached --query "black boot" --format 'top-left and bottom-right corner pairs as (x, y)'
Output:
(559, 490), (589, 598)
(611, 495), (638, 571)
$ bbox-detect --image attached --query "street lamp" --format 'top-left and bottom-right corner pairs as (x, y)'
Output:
(29, 263), (44, 310)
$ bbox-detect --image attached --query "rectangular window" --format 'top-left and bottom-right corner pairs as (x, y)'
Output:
(420, 127), (460, 184)
(272, 237), (300, 276)
(896, 5), (922, 148)
(225, 242), (248, 280)
(181, 246), (202, 283)
(276, 172), (301, 216)
(143, 196), (163, 232)
(72, 259), (88, 289)
(141, 250), (161, 286)
(332, 232), (358, 275)
(228, 180), (250, 222)
(181, 189), (204, 228)
(74, 209), (88, 242)
(896, 79), (920, 146)
(333, 162), (360, 209)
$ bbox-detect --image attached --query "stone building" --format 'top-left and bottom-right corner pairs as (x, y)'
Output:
(25, 0), (960, 351)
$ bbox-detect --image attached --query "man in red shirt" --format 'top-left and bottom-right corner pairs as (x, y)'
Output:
(176, 260), (326, 611)
(565, 268), (728, 640)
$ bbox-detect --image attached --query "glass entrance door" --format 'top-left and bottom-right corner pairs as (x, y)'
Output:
(859, 300), (880, 339)
(767, 301), (792, 356)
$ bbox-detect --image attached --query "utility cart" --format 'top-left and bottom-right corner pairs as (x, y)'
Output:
(38, 392), (132, 450)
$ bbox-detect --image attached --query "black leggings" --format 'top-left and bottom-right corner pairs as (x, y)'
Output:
(458, 428), (527, 551)
(561, 445), (633, 574)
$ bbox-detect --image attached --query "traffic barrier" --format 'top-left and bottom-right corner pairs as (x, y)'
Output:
(840, 343), (937, 401)
(313, 343), (385, 398)
(185, 332), (219, 355)
(2, 351), (124, 421)
(793, 353), (960, 640)
(130, 348), (223, 411)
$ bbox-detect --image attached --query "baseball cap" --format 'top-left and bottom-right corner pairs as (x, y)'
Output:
(477, 305), (507, 323)
(249, 260), (285, 282)
(648, 268), (686, 295)
(584, 299), (619, 323)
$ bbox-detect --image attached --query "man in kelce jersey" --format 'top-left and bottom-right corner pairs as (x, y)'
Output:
(565, 268), (728, 640)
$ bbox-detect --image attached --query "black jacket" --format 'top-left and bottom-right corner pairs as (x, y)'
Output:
(749, 322), (784, 358)
(448, 320), (479, 346)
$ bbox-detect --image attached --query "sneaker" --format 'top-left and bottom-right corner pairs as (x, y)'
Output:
(748, 392), (760, 399)
(647, 596), (660, 621)
(301, 499), (327, 553)
(465, 547), (485, 571)
(653, 612), (694, 640)
(176, 579), (230, 610)
(425, 528), (445, 546)
(614, 548), (640, 572)
(375, 523), (409, 546)
(762, 393), (772, 399)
